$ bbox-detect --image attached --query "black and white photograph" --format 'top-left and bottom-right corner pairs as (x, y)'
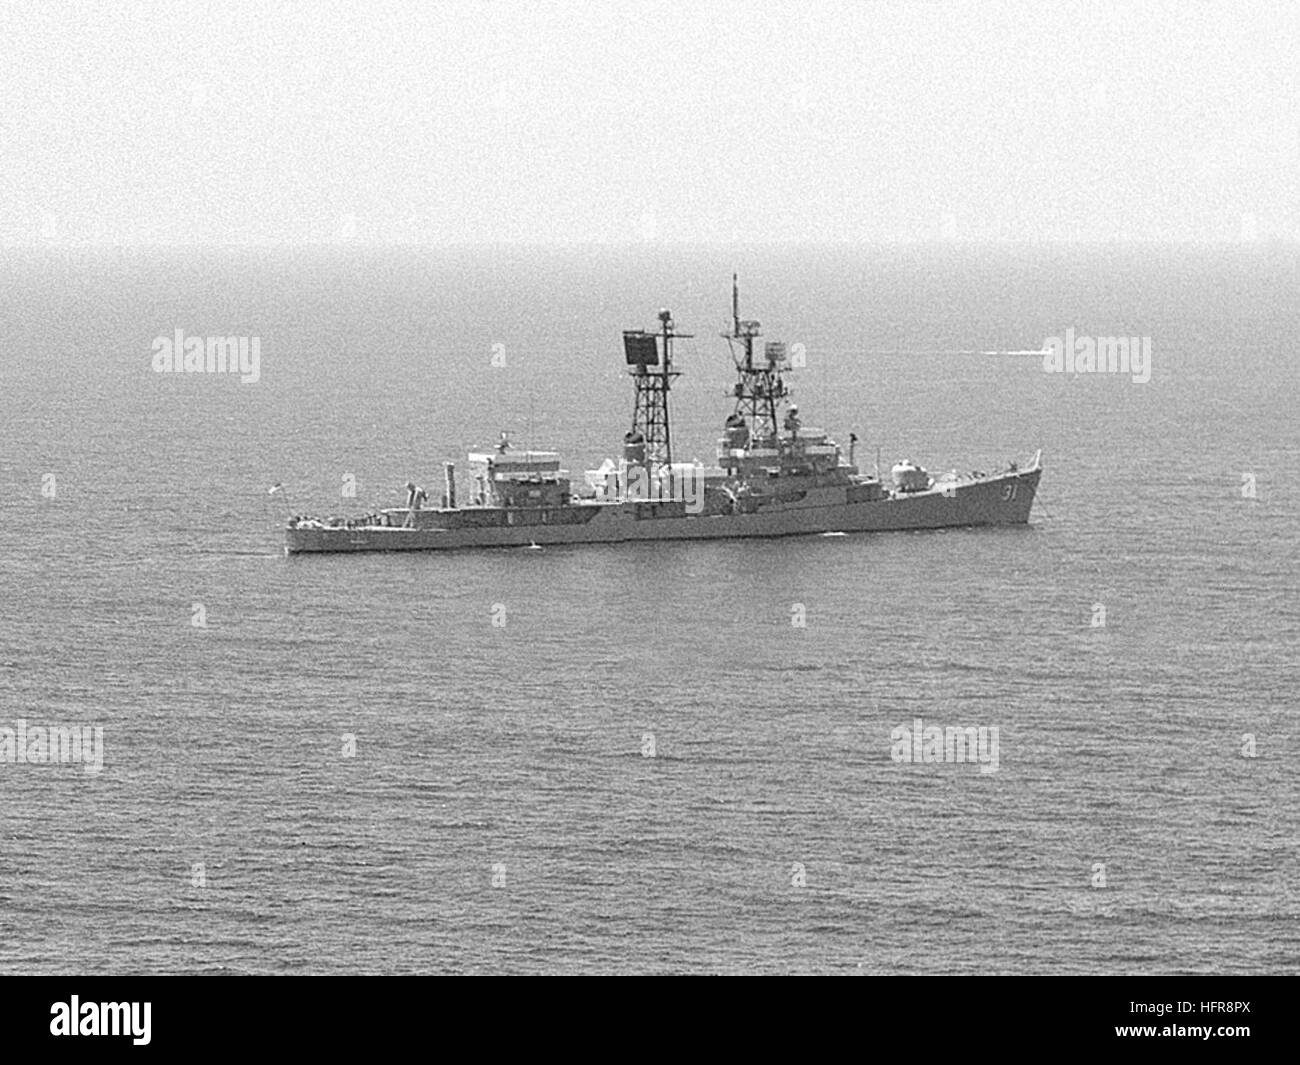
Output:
(0, 0), (1293, 1041)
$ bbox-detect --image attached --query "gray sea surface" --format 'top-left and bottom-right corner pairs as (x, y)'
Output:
(0, 244), (1296, 973)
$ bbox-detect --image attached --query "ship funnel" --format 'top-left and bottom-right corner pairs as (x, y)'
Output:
(443, 462), (456, 509)
(623, 430), (647, 467)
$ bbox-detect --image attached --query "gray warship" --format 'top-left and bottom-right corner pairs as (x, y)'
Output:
(284, 278), (1041, 553)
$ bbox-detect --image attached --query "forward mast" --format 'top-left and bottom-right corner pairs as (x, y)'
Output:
(724, 273), (792, 449)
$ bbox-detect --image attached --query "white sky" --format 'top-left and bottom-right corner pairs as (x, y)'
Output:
(2, 1), (1296, 244)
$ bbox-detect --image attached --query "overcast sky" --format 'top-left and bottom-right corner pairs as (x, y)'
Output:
(2, 1), (1296, 245)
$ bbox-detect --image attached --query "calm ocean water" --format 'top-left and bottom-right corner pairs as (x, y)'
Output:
(0, 244), (1296, 974)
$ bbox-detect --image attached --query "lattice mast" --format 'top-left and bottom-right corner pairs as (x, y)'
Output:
(725, 275), (789, 446)
(623, 308), (691, 470)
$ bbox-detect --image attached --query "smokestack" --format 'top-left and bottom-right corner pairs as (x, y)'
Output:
(443, 462), (456, 509)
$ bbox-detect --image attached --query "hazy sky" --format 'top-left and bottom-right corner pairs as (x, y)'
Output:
(2, 1), (1296, 244)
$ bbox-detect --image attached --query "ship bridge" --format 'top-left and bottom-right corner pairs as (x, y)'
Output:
(718, 282), (855, 483)
(717, 428), (846, 478)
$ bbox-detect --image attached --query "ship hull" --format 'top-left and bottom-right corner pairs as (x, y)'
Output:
(285, 465), (1041, 554)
